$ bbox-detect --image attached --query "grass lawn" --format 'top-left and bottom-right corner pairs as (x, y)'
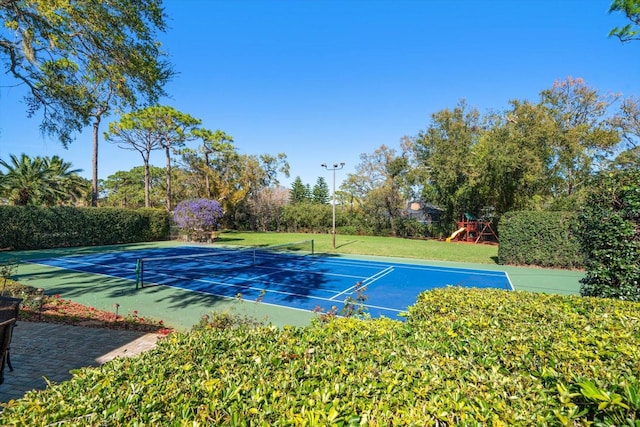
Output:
(216, 230), (499, 264)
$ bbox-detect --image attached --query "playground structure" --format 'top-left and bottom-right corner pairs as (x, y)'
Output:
(445, 213), (498, 243)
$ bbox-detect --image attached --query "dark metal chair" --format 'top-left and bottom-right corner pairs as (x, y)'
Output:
(0, 318), (16, 384)
(0, 296), (22, 372)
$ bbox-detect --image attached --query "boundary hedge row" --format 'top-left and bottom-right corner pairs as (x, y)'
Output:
(498, 210), (584, 268)
(0, 206), (169, 250)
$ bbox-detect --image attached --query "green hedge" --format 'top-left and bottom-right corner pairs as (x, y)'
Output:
(1, 288), (638, 425)
(137, 208), (171, 242)
(0, 206), (169, 250)
(576, 169), (640, 301)
(498, 210), (584, 268)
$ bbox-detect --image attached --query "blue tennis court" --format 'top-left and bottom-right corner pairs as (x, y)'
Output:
(30, 244), (513, 319)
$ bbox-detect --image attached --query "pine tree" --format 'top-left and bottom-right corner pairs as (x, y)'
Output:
(312, 176), (330, 204)
(289, 177), (309, 204)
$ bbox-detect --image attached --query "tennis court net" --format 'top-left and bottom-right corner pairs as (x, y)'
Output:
(135, 239), (314, 288)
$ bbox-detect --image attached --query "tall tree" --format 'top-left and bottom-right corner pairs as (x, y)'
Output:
(177, 137), (289, 225)
(155, 107), (201, 211)
(177, 137), (237, 202)
(203, 144), (243, 210)
(473, 100), (556, 215)
(105, 111), (162, 208)
(611, 96), (640, 149)
(346, 144), (411, 234)
(106, 105), (201, 210)
(339, 174), (369, 211)
(610, 96), (640, 169)
(0, 1), (173, 206)
(289, 177), (309, 204)
(167, 166), (197, 205)
(312, 177), (330, 204)
(540, 77), (619, 204)
(219, 153), (289, 225)
(257, 153), (290, 188)
(101, 166), (165, 208)
(608, 1), (640, 169)
(334, 188), (363, 212)
(413, 100), (481, 227)
(190, 129), (234, 198)
(609, 0), (640, 42)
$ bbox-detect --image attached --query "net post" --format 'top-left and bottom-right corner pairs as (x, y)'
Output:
(311, 239), (314, 255)
(135, 258), (143, 289)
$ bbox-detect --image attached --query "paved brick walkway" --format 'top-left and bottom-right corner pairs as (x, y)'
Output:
(0, 322), (161, 404)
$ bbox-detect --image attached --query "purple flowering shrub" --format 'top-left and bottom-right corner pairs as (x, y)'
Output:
(173, 199), (224, 241)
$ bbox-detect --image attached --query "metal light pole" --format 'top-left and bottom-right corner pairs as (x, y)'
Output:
(321, 162), (345, 249)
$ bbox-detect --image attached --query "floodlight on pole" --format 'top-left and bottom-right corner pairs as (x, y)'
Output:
(321, 162), (345, 249)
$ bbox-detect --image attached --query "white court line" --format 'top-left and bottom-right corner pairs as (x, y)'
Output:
(505, 272), (515, 290)
(32, 257), (136, 270)
(315, 257), (508, 278)
(330, 266), (394, 301)
(362, 266), (395, 285)
(397, 264), (507, 277)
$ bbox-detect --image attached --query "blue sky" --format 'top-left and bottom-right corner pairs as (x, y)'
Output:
(0, 0), (638, 191)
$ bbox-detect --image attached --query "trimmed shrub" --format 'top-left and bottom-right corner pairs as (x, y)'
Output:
(1, 288), (638, 425)
(138, 208), (171, 241)
(576, 169), (640, 301)
(0, 206), (169, 250)
(498, 210), (584, 268)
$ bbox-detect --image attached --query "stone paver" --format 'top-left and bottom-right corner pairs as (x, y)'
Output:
(0, 322), (161, 404)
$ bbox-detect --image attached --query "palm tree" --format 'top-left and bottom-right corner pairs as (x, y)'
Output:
(0, 154), (50, 205)
(0, 154), (87, 206)
(42, 155), (88, 206)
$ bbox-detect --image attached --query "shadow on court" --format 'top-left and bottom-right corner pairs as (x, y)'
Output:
(13, 260), (316, 330)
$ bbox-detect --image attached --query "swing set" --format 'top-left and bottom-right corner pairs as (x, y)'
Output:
(445, 213), (498, 243)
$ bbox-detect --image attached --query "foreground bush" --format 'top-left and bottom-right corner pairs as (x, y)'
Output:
(1, 288), (638, 425)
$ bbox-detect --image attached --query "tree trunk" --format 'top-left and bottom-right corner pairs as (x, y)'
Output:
(144, 156), (151, 208)
(204, 152), (211, 198)
(165, 146), (172, 211)
(91, 115), (101, 207)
